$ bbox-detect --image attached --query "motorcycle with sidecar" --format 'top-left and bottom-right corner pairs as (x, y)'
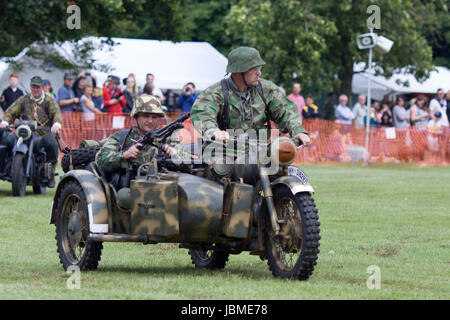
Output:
(0, 120), (53, 196)
(50, 114), (320, 280)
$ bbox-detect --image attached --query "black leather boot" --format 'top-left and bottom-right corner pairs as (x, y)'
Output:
(48, 163), (56, 188)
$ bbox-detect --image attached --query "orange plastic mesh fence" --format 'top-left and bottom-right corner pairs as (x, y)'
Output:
(60, 112), (450, 165)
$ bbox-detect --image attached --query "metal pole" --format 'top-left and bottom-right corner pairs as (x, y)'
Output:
(364, 31), (373, 164)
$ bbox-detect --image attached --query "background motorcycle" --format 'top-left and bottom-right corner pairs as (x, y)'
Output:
(0, 120), (52, 196)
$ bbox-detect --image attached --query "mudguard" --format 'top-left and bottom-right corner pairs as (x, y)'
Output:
(271, 175), (315, 195)
(14, 142), (28, 155)
(49, 169), (109, 233)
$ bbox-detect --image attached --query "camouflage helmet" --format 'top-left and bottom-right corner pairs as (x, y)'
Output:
(131, 94), (165, 118)
(226, 47), (266, 73)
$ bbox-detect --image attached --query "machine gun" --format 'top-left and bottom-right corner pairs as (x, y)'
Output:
(116, 113), (191, 189)
(135, 112), (190, 150)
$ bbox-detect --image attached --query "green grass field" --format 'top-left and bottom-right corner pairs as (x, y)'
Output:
(0, 164), (448, 300)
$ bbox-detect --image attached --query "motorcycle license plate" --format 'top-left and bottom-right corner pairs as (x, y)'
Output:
(288, 166), (308, 185)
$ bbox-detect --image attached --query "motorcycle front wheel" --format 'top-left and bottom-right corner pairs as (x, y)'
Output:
(11, 153), (27, 197)
(264, 187), (320, 280)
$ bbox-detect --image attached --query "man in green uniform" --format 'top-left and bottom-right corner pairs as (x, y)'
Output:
(0, 76), (62, 187)
(191, 47), (310, 148)
(95, 94), (183, 210)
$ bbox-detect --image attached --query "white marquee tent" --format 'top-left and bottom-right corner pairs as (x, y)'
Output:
(0, 37), (228, 94)
(352, 65), (450, 100)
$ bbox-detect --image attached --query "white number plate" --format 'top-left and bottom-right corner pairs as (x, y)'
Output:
(288, 166), (308, 185)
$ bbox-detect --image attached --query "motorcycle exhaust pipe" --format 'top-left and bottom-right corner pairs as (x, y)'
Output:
(88, 233), (154, 244)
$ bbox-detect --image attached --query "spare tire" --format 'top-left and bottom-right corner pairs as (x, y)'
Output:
(61, 146), (101, 173)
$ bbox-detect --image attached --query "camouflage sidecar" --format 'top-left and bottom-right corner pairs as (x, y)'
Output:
(50, 138), (320, 280)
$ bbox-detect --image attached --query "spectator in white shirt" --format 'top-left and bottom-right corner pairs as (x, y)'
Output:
(429, 88), (448, 126)
(352, 94), (367, 128)
(144, 73), (165, 103)
(335, 94), (355, 125)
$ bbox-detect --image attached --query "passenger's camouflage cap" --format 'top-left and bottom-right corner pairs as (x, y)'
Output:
(130, 94), (165, 117)
(226, 47), (266, 73)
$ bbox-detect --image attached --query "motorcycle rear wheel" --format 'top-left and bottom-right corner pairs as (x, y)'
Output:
(264, 187), (320, 280)
(188, 248), (229, 270)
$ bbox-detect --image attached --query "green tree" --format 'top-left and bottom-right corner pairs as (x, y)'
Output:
(180, 0), (241, 55)
(0, 0), (184, 71)
(226, 0), (441, 98)
(226, 0), (337, 94)
(419, 1), (449, 68)
(114, 0), (185, 41)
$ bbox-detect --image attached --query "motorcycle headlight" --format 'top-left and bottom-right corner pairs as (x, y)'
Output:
(270, 137), (297, 166)
(15, 125), (32, 141)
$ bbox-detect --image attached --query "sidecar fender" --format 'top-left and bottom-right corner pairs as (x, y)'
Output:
(271, 175), (315, 194)
(49, 169), (109, 234)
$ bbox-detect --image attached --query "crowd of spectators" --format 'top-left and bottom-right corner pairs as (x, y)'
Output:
(285, 83), (449, 133)
(1, 72), (448, 136)
(0, 71), (202, 121)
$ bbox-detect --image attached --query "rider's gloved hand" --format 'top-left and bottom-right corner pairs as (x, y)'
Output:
(293, 132), (311, 147)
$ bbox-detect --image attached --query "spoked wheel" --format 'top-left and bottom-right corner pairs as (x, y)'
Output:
(11, 153), (27, 197)
(264, 187), (320, 280)
(55, 181), (102, 271)
(188, 248), (230, 270)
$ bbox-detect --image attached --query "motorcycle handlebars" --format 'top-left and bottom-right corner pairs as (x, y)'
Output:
(209, 134), (303, 147)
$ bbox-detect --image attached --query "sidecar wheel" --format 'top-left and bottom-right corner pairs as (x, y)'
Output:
(31, 163), (46, 194)
(11, 153), (27, 197)
(264, 187), (320, 280)
(33, 185), (46, 194)
(188, 249), (229, 270)
(55, 181), (103, 271)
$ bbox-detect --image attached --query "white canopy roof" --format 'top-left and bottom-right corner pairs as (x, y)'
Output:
(0, 37), (228, 93)
(352, 64), (450, 100)
(89, 37), (228, 90)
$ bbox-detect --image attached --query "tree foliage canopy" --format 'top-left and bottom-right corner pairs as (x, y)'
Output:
(0, 0), (447, 95)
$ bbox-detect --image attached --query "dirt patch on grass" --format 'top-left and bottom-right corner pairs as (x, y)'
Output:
(358, 245), (402, 258)
(145, 243), (178, 255)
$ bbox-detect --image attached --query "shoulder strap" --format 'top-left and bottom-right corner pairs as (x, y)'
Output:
(118, 128), (132, 152)
(219, 79), (230, 130)
(256, 81), (272, 129)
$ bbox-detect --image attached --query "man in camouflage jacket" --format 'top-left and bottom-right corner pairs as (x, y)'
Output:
(191, 47), (310, 147)
(96, 94), (181, 172)
(0, 76), (62, 187)
(95, 95), (187, 209)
